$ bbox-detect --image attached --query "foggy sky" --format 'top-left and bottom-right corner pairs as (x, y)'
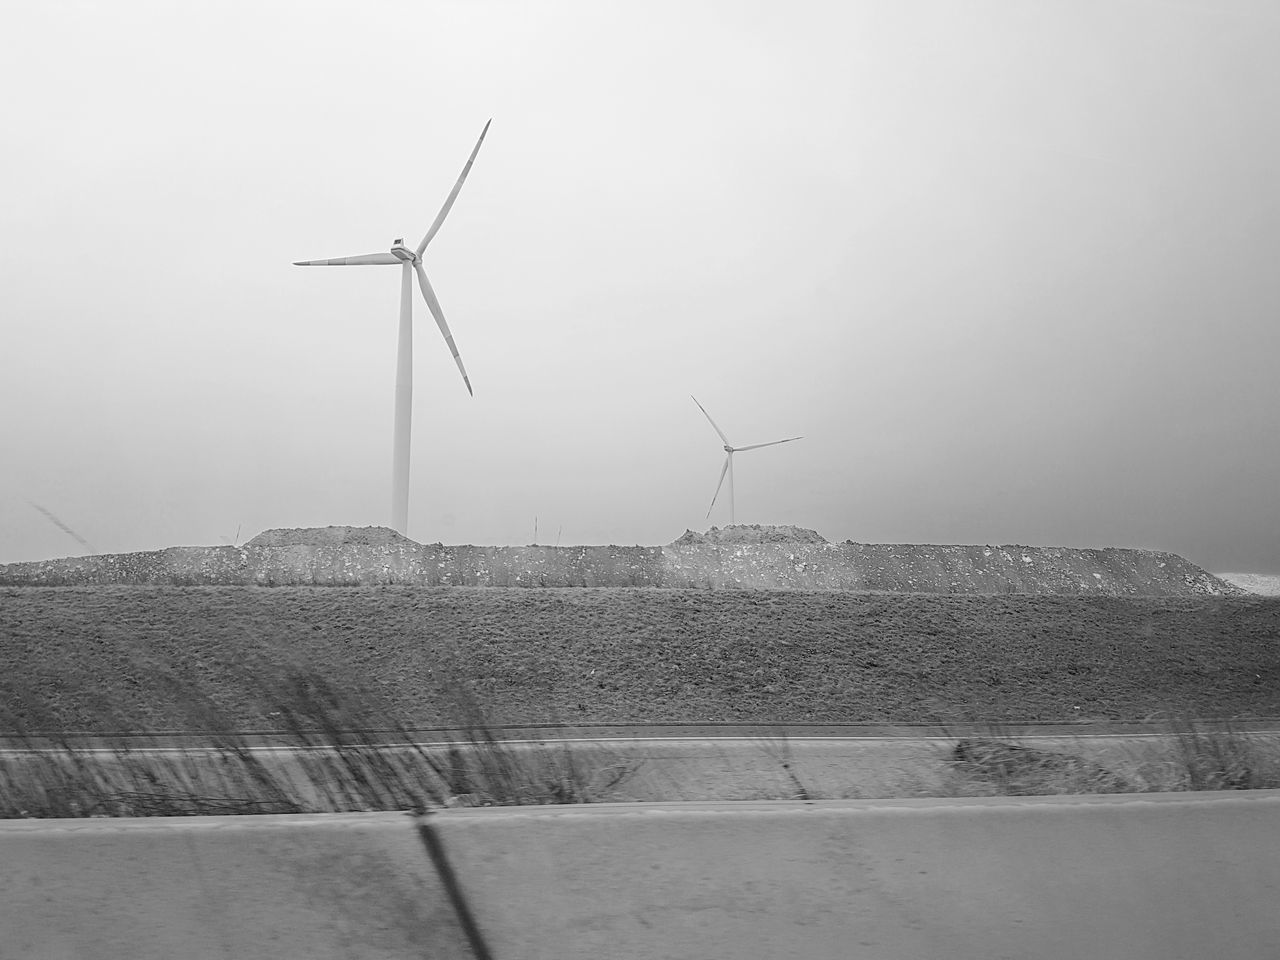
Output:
(3, 0), (1278, 572)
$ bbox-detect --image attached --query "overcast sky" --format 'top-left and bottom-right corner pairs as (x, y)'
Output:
(3, 0), (1278, 572)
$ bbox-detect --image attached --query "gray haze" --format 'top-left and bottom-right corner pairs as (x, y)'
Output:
(2, 1), (1278, 572)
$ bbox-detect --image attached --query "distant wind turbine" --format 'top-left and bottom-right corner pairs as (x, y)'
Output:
(294, 120), (492, 535)
(691, 396), (802, 526)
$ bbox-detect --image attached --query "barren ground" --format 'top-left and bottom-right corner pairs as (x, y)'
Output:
(2, 586), (1276, 732)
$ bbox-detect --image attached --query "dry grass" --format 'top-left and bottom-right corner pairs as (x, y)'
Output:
(0, 665), (639, 818)
(940, 725), (1280, 797)
(7, 711), (1278, 817)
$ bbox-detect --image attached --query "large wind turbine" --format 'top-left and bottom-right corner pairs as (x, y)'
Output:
(294, 120), (491, 535)
(691, 396), (802, 526)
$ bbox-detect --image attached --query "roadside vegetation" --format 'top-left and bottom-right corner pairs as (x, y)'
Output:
(4, 697), (1278, 817)
(942, 724), (1280, 796)
(2, 585), (1277, 817)
(0, 665), (639, 818)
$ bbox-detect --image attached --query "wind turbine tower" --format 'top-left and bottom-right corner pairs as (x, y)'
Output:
(691, 396), (803, 525)
(294, 121), (491, 535)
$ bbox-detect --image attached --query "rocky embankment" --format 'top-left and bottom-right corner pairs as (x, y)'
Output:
(0, 525), (1243, 596)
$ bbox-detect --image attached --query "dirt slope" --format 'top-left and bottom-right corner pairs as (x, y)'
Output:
(1, 587), (1276, 731)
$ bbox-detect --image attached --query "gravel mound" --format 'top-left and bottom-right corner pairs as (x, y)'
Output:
(670, 524), (829, 546)
(243, 526), (419, 549)
(0, 524), (1238, 597)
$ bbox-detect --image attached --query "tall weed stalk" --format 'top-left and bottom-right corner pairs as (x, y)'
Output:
(0, 665), (636, 818)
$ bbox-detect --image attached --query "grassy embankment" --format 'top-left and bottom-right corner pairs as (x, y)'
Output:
(2, 586), (1278, 816)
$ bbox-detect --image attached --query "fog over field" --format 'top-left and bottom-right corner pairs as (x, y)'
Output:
(2, 1), (1278, 572)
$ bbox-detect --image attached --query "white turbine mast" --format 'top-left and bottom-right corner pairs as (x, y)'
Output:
(691, 396), (802, 526)
(294, 120), (491, 535)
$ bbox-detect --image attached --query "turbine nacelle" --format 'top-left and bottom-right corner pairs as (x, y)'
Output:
(389, 239), (418, 264)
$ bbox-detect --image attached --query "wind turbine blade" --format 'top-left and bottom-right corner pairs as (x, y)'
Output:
(691, 395), (731, 446)
(293, 252), (400, 266)
(706, 455), (730, 518)
(28, 501), (98, 555)
(734, 436), (803, 452)
(416, 119), (492, 257)
(413, 262), (473, 395)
